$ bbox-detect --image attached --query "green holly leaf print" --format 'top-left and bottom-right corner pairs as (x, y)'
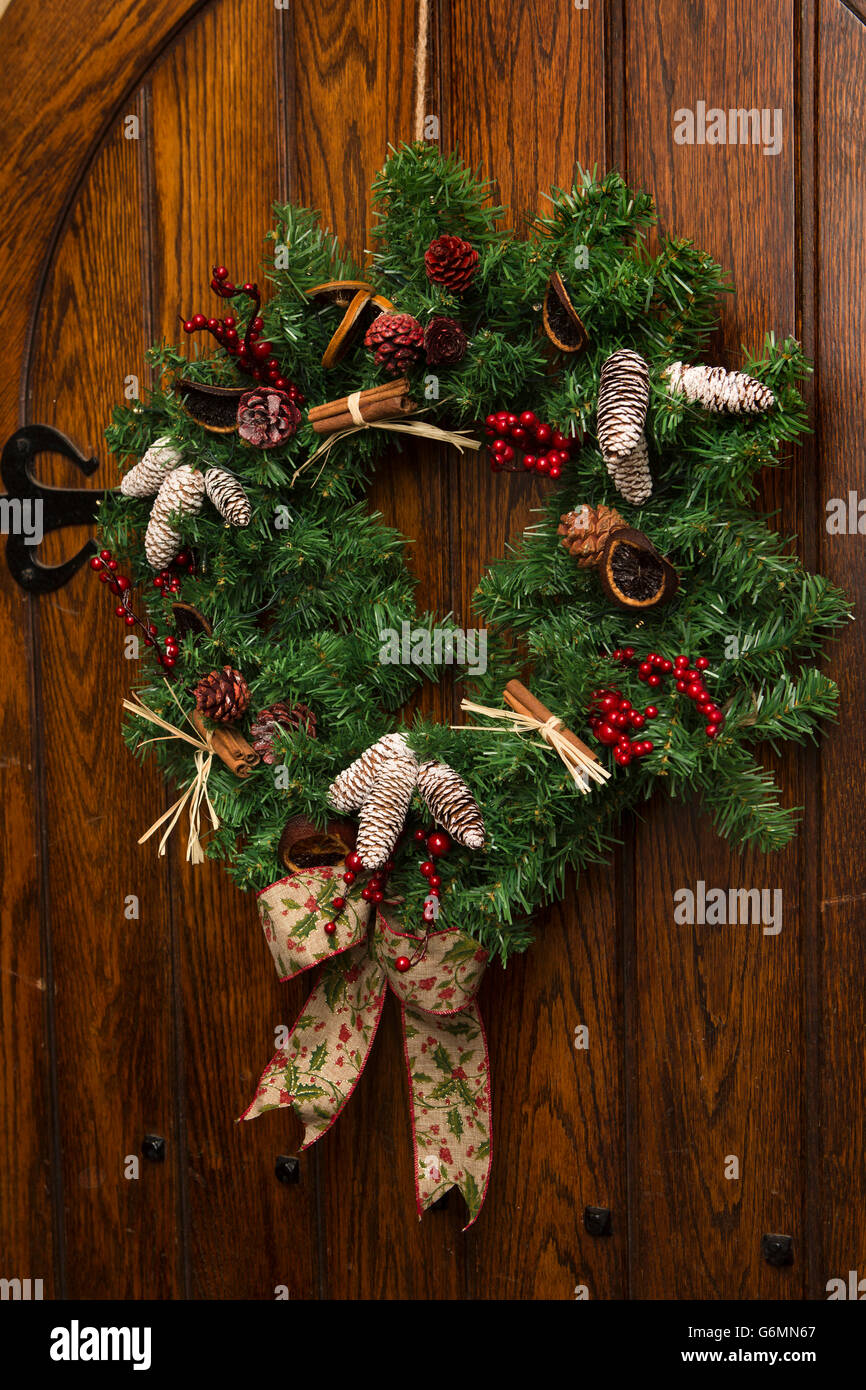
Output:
(446, 1107), (464, 1140)
(309, 1042), (328, 1071)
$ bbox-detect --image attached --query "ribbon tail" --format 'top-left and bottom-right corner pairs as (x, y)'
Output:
(400, 1001), (492, 1231)
(240, 945), (387, 1150)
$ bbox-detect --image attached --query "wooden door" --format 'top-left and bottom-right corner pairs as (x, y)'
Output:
(1, 0), (863, 1300)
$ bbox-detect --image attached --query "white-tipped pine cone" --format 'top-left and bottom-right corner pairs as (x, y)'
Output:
(596, 349), (650, 461)
(120, 436), (182, 497)
(205, 467), (251, 527)
(606, 432), (652, 506)
(356, 753), (418, 869)
(417, 759), (485, 850)
(144, 464), (205, 569)
(663, 361), (775, 414)
(327, 732), (415, 814)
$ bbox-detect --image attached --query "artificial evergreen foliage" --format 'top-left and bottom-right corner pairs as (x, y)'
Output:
(98, 144), (849, 963)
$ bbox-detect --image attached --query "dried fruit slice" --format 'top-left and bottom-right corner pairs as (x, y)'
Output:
(321, 289), (374, 368)
(307, 279), (376, 307)
(278, 815), (356, 872)
(542, 271), (588, 353)
(598, 527), (679, 610)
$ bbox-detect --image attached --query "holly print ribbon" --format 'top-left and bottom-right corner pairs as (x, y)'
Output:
(241, 868), (491, 1227)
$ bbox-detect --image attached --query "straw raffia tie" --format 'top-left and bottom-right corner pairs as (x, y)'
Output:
(292, 410), (482, 485)
(122, 684), (221, 863)
(454, 697), (611, 793)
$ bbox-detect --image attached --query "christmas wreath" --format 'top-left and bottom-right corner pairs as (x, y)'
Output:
(95, 144), (849, 1225)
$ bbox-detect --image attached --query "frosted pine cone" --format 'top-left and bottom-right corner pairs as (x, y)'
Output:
(356, 753), (418, 869)
(144, 464), (205, 569)
(663, 361), (776, 413)
(364, 313), (425, 376)
(606, 433), (652, 506)
(120, 436), (182, 497)
(204, 467), (251, 526)
(193, 665), (250, 723)
(417, 760), (485, 850)
(327, 732), (415, 814)
(596, 349), (650, 461)
(558, 503), (625, 568)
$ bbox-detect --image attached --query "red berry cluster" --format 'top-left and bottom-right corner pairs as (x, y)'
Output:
(485, 410), (576, 478)
(182, 264), (305, 401)
(612, 648), (724, 739)
(88, 550), (178, 670)
(588, 679), (656, 767)
(152, 549), (195, 596)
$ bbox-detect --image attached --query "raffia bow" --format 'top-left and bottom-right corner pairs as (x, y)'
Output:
(242, 868), (491, 1228)
(456, 683), (611, 792)
(122, 685), (220, 863)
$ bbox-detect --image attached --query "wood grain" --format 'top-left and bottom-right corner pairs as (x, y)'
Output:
(625, 0), (804, 1298)
(27, 111), (181, 1299)
(814, 0), (866, 1301)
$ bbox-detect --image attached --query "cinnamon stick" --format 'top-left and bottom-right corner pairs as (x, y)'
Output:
(192, 712), (261, 778)
(311, 392), (416, 435)
(503, 679), (599, 765)
(308, 377), (411, 422)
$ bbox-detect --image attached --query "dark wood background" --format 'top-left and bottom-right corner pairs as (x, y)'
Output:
(1, 0), (863, 1300)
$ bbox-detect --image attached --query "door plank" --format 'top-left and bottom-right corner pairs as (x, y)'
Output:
(625, 0), (803, 1298)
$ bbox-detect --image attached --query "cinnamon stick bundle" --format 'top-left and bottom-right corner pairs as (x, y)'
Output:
(503, 679), (600, 767)
(309, 379), (416, 436)
(192, 712), (261, 778)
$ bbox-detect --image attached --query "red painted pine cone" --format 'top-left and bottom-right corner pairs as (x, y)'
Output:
(424, 235), (479, 294)
(363, 313), (425, 376)
(424, 316), (468, 367)
(237, 387), (302, 448)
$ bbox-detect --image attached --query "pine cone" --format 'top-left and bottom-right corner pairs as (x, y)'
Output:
(204, 467), (251, 526)
(327, 732), (414, 813)
(193, 665), (250, 723)
(663, 361), (776, 414)
(607, 433), (652, 505)
(363, 313), (425, 376)
(423, 316), (468, 367)
(237, 387), (302, 447)
(417, 760), (485, 850)
(145, 464), (205, 569)
(558, 502), (626, 568)
(250, 701), (316, 763)
(120, 436), (181, 497)
(356, 753), (418, 869)
(424, 235), (479, 294)
(596, 349), (650, 461)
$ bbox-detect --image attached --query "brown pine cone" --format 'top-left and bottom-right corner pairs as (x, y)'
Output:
(363, 313), (425, 376)
(237, 387), (302, 448)
(249, 701), (317, 763)
(558, 502), (626, 568)
(424, 316), (468, 367)
(424, 235), (479, 294)
(193, 665), (250, 723)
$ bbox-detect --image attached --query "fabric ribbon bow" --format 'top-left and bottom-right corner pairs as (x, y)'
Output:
(241, 867), (491, 1227)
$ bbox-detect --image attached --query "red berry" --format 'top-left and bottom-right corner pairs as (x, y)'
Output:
(676, 679), (687, 693)
(324, 921), (337, 935)
(623, 647), (635, 660)
(343, 871), (356, 886)
(614, 748), (631, 766)
(331, 896), (346, 912)
(346, 851), (363, 872)
(519, 411), (537, 428)
(552, 430), (568, 450)
(183, 320), (195, 334)
(419, 861), (434, 877)
(372, 891), (384, 904)
(522, 453), (537, 471)
(597, 723), (619, 746)
(395, 956), (411, 973)
(638, 661), (652, 678)
(500, 445), (515, 464)
(647, 674), (661, 688)
(413, 829), (426, 844)
(360, 887), (373, 902)
(428, 875), (442, 889)
(535, 423), (552, 445)
(706, 725), (719, 738)
(511, 427), (527, 445)
(696, 656), (710, 670)
(661, 659), (673, 673)
(491, 437), (508, 453)
(630, 712), (645, 729)
(114, 605), (125, 617)
(115, 575), (130, 592)
(642, 740), (654, 753)
(162, 657), (175, 668)
(535, 454), (550, 473)
(213, 265), (228, 280)
(427, 831), (451, 857)
(549, 465), (562, 479)
(644, 705), (658, 718)
(89, 556), (102, 571)
(485, 414), (498, 429)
